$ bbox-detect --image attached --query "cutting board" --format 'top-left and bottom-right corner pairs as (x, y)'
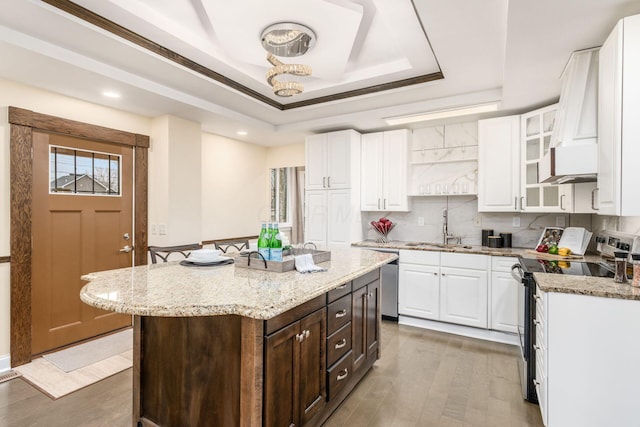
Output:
(524, 250), (584, 260)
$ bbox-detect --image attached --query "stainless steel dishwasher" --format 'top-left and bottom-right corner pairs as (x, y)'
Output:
(372, 248), (399, 321)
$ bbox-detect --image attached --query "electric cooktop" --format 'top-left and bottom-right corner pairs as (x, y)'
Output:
(519, 257), (618, 277)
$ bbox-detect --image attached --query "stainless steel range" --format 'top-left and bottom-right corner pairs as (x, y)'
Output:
(511, 229), (640, 403)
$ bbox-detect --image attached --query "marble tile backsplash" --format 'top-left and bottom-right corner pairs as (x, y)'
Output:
(361, 196), (593, 249)
(592, 215), (640, 235)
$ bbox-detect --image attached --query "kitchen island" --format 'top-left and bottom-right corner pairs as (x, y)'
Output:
(80, 247), (396, 427)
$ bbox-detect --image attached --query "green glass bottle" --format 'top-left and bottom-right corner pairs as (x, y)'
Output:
(257, 222), (270, 261)
(270, 222), (283, 262)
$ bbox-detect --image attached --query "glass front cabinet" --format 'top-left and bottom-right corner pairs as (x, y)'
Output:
(520, 104), (573, 212)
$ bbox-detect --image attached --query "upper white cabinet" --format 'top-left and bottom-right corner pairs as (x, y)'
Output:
(360, 129), (410, 211)
(478, 116), (521, 212)
(597, 14), (640, 216)
(521, 105), (575, 213)
(305, 130), (359, 190)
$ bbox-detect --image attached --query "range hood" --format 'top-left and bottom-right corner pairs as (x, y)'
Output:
(540, 48), (599, 184)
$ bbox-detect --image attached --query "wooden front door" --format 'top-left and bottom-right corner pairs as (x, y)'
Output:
(31, 131), (133, 355)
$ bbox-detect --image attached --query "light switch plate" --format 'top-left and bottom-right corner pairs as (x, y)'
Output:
(512, 216), (521, 227)
(418, 217), (424, 226)
(556, 215), (566, 227)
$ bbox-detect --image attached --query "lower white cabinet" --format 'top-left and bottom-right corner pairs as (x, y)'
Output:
(440, 267), (488, 328)
(490, 257), (519, 333)
(398, 263), (440, 320)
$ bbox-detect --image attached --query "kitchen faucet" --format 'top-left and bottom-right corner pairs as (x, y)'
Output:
(442, 208), (462, 245)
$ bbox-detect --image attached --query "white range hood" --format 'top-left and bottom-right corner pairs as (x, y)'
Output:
(540, 48), (599, 184)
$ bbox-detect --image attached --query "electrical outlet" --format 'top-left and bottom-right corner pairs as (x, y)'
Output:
(151, 224), (157, 235)
(418, 217), (425, 226)
(556, 215), (566, 227)
(474, 215), (481, 227)
(158, 224), (167, 235)
(512, 216), (521, 227)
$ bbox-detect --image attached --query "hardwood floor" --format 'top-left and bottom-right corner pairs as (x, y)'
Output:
(0, 321), (543, 426)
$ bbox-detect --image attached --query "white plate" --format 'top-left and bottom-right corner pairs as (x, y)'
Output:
(183, 256), (231, 265)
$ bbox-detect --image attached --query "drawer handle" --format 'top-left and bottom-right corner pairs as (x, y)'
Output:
(335, 338), (347, 350)
(534, 345), (541, 351)
(336, 284), (347, 290)
(534, 295), (542, 302)
(336, 368), (349, 381)
(533, 319), (541, 326)
(534, 380), (541, 386)
(335, 309), (348, 318)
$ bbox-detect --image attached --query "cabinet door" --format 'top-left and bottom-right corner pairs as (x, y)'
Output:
(490, 271), (518, 333)
(478, 116), (521, 212)
(326, 189), (353, 248)
(398, 263), (440, 320)
(365, 280), (379, 360)
(382, 129), (409, 211)
(299, 309), (326, 425)
(360, 133), (383, 211)
(521, 105), (570, 213)
(440, 267), (488, 328)
(597, 21), (623, 215)
(304, 190), (327, 246)
(351, 285), (367, 373)
(326, 131), (352, 189)
(264, 321), (300, 427)
(306, 134), (328, 190)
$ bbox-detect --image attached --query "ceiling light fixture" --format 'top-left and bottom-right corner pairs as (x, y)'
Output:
(261, 23), (314, 97)
(384, 102), (500, 125)
(102, 90), (121, 98)
(261, 23), (316, 57)
(236, 130), (248, 136)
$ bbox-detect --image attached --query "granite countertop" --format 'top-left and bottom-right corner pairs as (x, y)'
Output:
(353, 240), (543, 258)
(535, 273), (640, 301)
(80, 247), (397, 319)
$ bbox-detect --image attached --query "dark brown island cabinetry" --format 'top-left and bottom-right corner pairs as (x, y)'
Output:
(133, 268), (382, 427)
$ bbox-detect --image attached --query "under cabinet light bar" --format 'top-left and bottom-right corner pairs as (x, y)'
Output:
(384, 102), (500, 125)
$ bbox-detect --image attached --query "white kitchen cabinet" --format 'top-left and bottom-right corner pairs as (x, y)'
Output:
(597, 14), (640, 216)
(398, 263), (440, 320)
(539, 287), (640, 427)
(360, 129), (410, 211)
(478, 116), (521, 212)
(490, 257), (519, 333)
(440, 267), (488, 328)
(304, 189), (360, 248)
(305, 130), (359, 190)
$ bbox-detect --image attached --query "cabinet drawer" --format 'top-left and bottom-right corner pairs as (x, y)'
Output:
(441, 252), (489, 270)
(327, 351), (353, 401)
(491, 256), (519, 272)
(327, 281), (352, 303)
(327, 294), (352, 334)
(399, 249), (440, 265)
(327, 322), (351, 367)
(353, 269), (379, 291)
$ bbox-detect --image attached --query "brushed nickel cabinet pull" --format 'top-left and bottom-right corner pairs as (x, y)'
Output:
(592, 187), (599, 210)
(304, 330), (310, 339)
(336, 284), (347, 290)
(327, 176), (331, 187)
(335, 309), (347, 318)
(337, 369), (349, 381)
(323, 177), (326, 188)
(335, 338), (347, 349)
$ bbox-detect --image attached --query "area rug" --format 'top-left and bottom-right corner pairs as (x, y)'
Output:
(42, 329), (132, 372)
(14, 330), (133, 399)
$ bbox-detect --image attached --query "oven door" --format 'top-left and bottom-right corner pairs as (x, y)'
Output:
(512, 263), (538, 403)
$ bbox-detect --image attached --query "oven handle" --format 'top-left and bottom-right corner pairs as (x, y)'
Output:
(511, 263), (524, 282)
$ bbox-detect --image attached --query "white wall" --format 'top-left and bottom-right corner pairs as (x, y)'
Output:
(266, 142), (305, 169)
(201, 133), (268, 240)
(148, 116), (202, 246)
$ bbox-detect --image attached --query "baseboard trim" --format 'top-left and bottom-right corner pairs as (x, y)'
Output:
(0, 354), (11, 373)
(398, 316), (519, 346)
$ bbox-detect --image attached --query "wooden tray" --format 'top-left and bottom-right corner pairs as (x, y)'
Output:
(524, 249), (584, 260)
(234, 249), (331, 272)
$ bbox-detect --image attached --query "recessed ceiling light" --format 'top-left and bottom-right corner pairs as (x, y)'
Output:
(102, 90), (121, 99)
(384, 102), (500, 125)
(237, 131), (248, 136)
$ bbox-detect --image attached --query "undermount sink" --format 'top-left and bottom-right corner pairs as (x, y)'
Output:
(404, 242), (472, 249)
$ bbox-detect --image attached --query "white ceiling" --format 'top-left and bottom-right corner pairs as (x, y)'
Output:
(0, 0), (639, 146)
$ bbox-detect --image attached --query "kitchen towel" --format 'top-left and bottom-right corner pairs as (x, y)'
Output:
(294, 254), (327, 273)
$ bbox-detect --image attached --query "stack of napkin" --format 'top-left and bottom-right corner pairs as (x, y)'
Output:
(294, 254), (327, 273)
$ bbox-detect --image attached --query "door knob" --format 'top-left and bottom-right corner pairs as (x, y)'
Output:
(119, 245), (132, 253)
